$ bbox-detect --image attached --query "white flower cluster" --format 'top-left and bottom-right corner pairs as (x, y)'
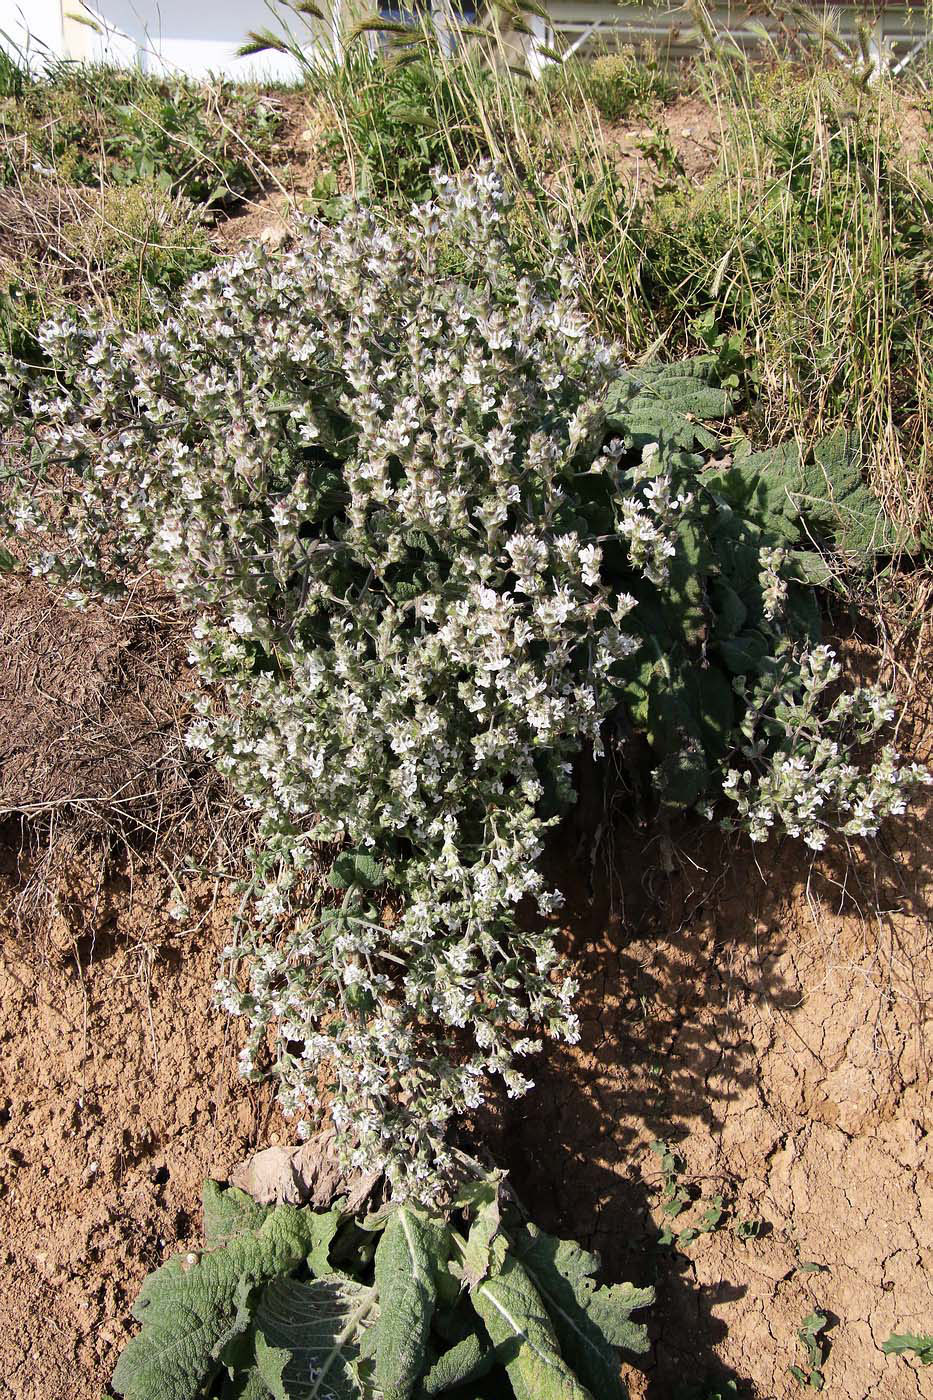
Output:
(3, 170), (927, 1195)
(1, 170), (642, 1194)
(721, 645), (930, 849)
(758, 545), (788, 620)
(614, 444), (694, 587)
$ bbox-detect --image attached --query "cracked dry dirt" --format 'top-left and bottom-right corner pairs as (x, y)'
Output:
(0, 582), (930, 1400)
(488, 769), (933, 1398)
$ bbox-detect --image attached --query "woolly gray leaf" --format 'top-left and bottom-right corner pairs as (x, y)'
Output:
(512, 1224), (653, 1400)
(254, 1276), (377, 1400)
(370, 1206), (449, 1398)
(466, 1221), (594, 1400)
(112, 1208), (313, 1400)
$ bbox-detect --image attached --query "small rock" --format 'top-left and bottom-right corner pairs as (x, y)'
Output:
(259, 225), (286, 251)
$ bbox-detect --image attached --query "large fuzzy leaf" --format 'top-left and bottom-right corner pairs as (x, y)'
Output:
(305, 1207), (344, 1280)
(459, 1196), (502, 1288)
(112, 1207), (313, 1400)
(706, 430), (918, 560)
(419, 1331), (495, 1394)
(254, 1276), (377, 1400)
(371, 1205), (450, 1399)
(203, 1181), (270, 1248)
(466, 1222), (594, 1400)
(329, 849), (385, 890)
(604, 359), (734, 454)
(220, 1360), (276, 1400)
(512, 1225), (653, 1400)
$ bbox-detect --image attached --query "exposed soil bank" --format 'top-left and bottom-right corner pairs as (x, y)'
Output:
(0, 861), (279, 1400)
(0, 579), (930, 1399)
(489, 805), (933, 1398)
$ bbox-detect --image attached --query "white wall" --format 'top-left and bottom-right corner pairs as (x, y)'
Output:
(0, 0), (318, 78)
(0, 0), (63, 67)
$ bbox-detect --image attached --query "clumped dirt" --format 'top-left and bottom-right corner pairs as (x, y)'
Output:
(211, 189), (292, 252)
(0, 859), (280, 1400)
(487, 753), (933, 1397)
(212, 93), (729, 252)
(210, 94), (340, 253)
(601, 95), (726, 187)
(0, 575), (930, 1400)
(601, 93), (933, 193)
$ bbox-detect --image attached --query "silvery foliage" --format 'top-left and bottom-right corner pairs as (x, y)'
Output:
(1, 169), (927, 1194)
(758, 545), (788, 621)
(722, 645), (930, 849)
(0, 170), (639, 1194)
(615, 447), (694, 587)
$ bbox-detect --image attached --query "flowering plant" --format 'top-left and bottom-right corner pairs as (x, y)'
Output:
(721, 646), (930, 849)
(1, 170), (926, 1194)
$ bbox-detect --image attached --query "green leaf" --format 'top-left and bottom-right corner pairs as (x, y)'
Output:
(419, 1330), (495, 1394)
(371, 1206), (450, 1399)
(698, 1196), (726, 1232)
(459, 1199), (503, 1289)
(255, 1334), (291, 1400)
(708, 430), (918, 564)
(649, 1141), (683, 1175)
(512, 1224), (653, 1400)
(466, 1224), (596, 1400)
(799, 1312), (827, 1362)
(254, 1276), (378, 1399)
(709, 579), (748, 640)
(789, 551), (833, 588)
(603, 359), (733, 455)
(112, 1207), (313, 1400)
(661, 1186), (690, 1219)
(220, 1358), (276, 1400)
(451, 1173), (507, 1216)
(881, 1333), (933, 1364)
(306, 1207), (343, 1279)
(790, 1311), (827, 1389)
(789, 1364), (824, 1390)
(203, 1181), (270, 1248)
(716, 632), (769, 676)
(329, 850), (386, 890)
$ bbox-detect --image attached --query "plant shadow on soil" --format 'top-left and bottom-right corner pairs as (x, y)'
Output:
(470, 737), (933, 1399)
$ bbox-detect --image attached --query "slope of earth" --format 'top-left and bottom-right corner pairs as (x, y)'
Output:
(487, 696), (933, 1398)
(0, 868), (278, 1400)
(0, 573), (930, 1400)
(0, 575), (275, 1399)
